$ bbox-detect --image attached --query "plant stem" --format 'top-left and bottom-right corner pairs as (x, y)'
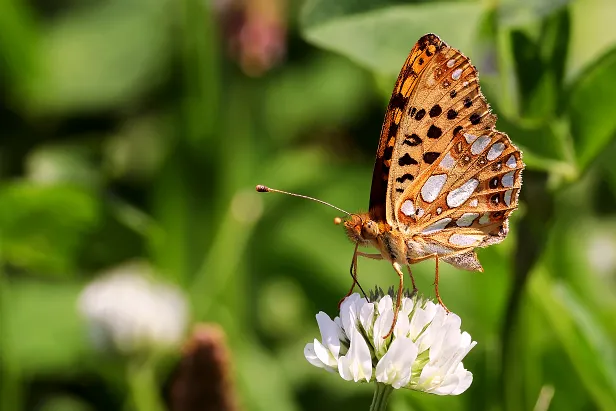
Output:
(370, 382), (394, 411)
(126, 358), (165, 411)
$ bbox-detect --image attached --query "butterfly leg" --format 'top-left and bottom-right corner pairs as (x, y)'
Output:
(406, 266), (418, 295)
(357, 252), (383, 260)
(339, 244), (360, 308)
(351, 251), (382, 301)
(407, 254), (450, 312)
(382, 262), (404, 340)
(433, 254), (450, 312)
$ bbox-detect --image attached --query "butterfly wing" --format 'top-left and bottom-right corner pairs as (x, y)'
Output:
(371, 33), (524, 268)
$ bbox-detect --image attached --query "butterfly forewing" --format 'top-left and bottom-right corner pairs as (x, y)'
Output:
(369, 33), (524, 267)
(369, 34), (444, 223)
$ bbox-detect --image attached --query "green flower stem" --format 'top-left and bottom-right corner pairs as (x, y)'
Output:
(370, 382), (394, 411)
(126, 358), (165, 411)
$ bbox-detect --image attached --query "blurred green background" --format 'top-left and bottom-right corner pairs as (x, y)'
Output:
(2, 0), (616, 410)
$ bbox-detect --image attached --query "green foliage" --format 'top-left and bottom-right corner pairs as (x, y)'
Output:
(1, 0), (616, 410)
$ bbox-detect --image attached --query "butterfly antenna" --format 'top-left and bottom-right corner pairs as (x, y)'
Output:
(256, 185), (351, 216)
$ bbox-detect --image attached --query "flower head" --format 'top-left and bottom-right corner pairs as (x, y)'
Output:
(304, 290), (476, 395)
(78, 261), (189, 355)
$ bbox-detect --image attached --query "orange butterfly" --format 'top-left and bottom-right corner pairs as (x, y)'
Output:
(257, 33), (524, 339)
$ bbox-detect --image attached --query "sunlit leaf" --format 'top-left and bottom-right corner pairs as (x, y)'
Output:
(301, 1), (485, 75)
(566, 0), (616, 81)
(23, 0), (171, 113)
(568, 48), (616, 169)
(498, 0), (573, 28)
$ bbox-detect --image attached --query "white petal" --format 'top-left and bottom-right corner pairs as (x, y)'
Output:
(429, 364), (473, 395)
(451, 367), (474, 395)
(377, 295), (393, 314)
(375, 337), (418, 389)
(313, 339), (338, 368)
(338, 326), (373, 382)
(416, 305), (448, 352)
(400, 297), (415, 317)
(340, 294), (362, 335)
(409, 303), (437, 340)
(430, 373), (460, 395)
(373, 296), (394, 354)
(418, 364), (440, 385)
(359, 301), (375, 335)
(304, 343), (328, 370)
(393, 314), (410, 338)
(431, 313), (462, 357)
(443, 338), (477, 376)
(316, 312), (343, 358)
(333, 316), (348, 342)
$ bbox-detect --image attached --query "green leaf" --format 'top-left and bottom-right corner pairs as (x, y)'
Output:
(495, 116), (575, 176)
(301, 2), (485, 75)
(0, 183), (99, 274)
(498, 0), (573, 28)
(567, 48), (616, 169)
(4, 280), (89, 375)
(566, 0), (616, 81)
(529, 270), (616, 410)
(511, 30), (558, 120)
(23, 0), (171, 113)
(509, 8), (570, 121)
(263, 55), (372, 143)
(0, 0), (40, 96)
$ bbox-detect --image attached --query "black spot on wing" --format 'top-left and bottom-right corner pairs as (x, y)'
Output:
(423, 152), (440, 164)
(398, 153), (418, 166)
(429, 104), (442, 117)
(390, 92), (408, 111)
(388, 122), (399, 137)
(403, 134), (422, 146)
(489, 177), (499, 189)
(384, 146), (393, 161)
(490, 193), (501, 206)
(396, 174), (414, 183)
(427, 125), (442, 139)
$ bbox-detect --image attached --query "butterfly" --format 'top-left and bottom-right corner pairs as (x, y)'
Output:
(258, 33), (524, 339)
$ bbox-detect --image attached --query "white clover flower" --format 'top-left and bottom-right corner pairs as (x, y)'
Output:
(78, 261), (189, 355)
(304, 291), (476, 395)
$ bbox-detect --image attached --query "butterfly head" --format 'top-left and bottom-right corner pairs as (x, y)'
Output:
(337, 212), (379, 246)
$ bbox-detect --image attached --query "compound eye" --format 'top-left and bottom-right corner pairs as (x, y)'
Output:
(364, 220), (379, 237)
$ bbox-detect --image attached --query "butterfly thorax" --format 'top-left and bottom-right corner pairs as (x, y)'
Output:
(343, 213), (409, 265)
